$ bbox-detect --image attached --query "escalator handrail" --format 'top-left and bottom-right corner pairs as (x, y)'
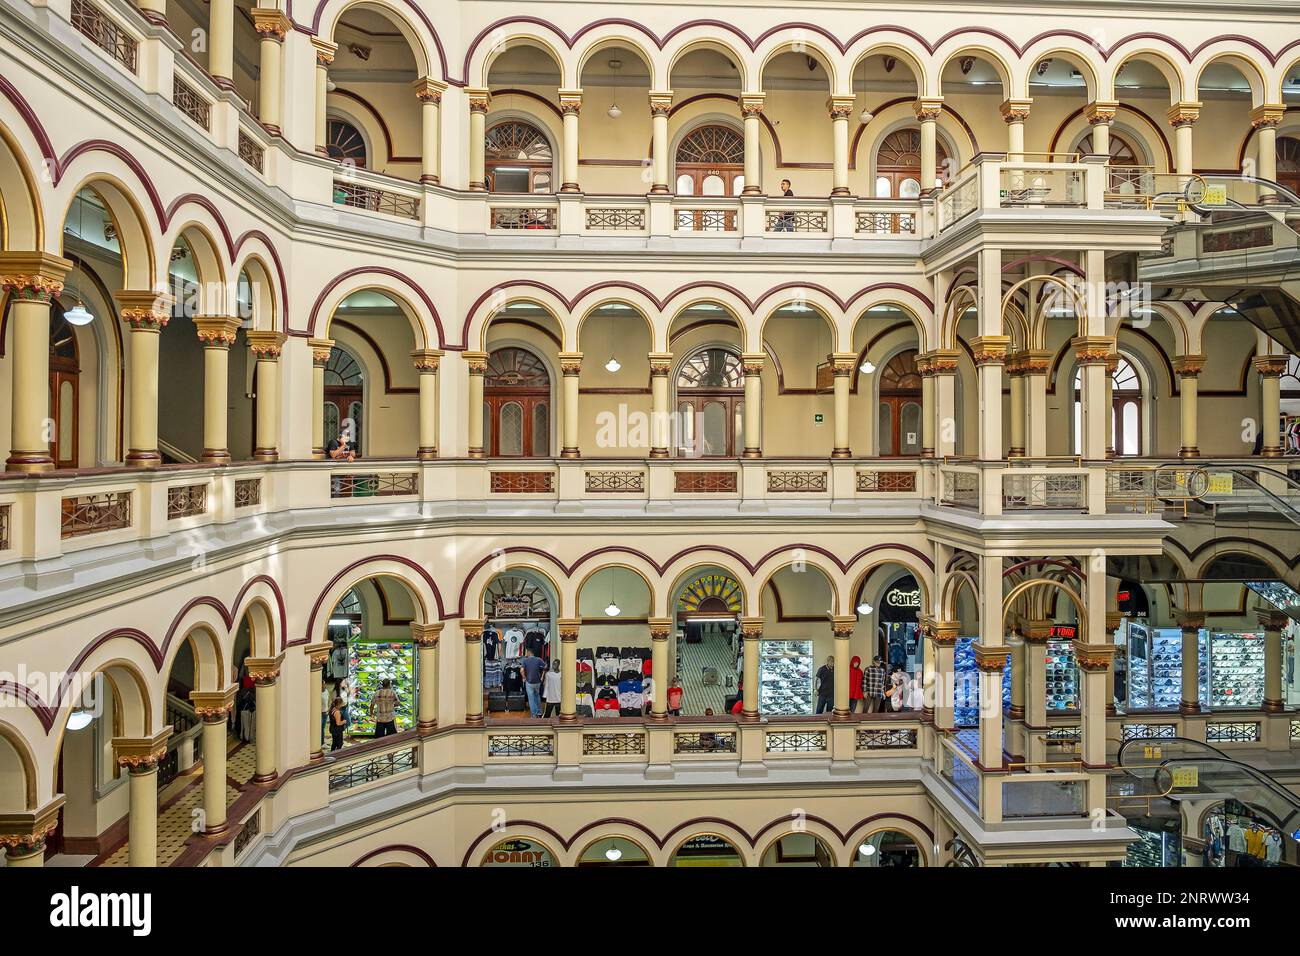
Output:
(1202, 466), (1300, 528)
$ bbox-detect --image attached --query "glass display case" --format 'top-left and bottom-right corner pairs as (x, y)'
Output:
(759, 640), (813, 716)
(1128, 625), (1207, 709)
(1046, 638), (1078, 711)
(1209, 631), (1265, 708)
(347, 640), (415, 736)
(954, 637), (1011, 727)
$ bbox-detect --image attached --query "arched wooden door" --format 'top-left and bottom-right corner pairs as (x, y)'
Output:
(323, 346), (363, 452)
(874, 129), (949, 199)
(485, 120), (554, 194)
(676, 347), (744, 457)
(675, 125), (745, 200)
(877, 349), (922, 456)
(48, 305), (79, 469)
(485, 347), (551, 457)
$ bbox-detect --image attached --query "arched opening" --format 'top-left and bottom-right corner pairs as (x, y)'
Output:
(481, 570), (557, 719)
(874, 128), (949, 198)
(576, 566), (653, 719)
(323, 345), (364, 454)
(578, 303), (653, 457)
(485, 119), (555, 194)
(765, 301), (836, 456)
(761, 832), (835, 866)
(1073, 354), (1142, 456)
(852, 829), (925, 867)
(878, 349), (923, 456)
(675, 345), (744, 457)
(669, 832), (744, 867)
(577, 835), (651, 866)
(674, 123), (745, 199)
(760, 565), (836, 716)
(326, 117), (369, 167)
(484, 42), (562, 195)
(672, 567), (745, 715)
(1075, 127), (1147, 196)
(485, 346), (551, 457)
(480, 836), (557, 867)
(47, 304), (80, 469)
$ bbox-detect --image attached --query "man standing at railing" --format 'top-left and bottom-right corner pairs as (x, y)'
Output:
(775, 179), (795, 231)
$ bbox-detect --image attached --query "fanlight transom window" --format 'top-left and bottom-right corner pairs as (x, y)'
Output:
(486, 347), (551, 387)
(677, 348), (744, 389)
(324, 348), (363, 386)
(676, 125), (744, 165)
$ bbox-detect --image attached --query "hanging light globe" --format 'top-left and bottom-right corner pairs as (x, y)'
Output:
(856, 600), (873, 615)
(607, 103), (622, 119)
(859, 842), (876, 857)
(859, 107), (874, 124)
(67, 710), (94, 731)
(64, 303), (94, 327)
(604, 846), (624, 861)
(604, 601), (621, 617)
(605, 355), (622, 373)
(859, 359), (876, 374)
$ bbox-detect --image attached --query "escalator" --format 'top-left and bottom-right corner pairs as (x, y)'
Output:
(1196, 463), (1300, 528)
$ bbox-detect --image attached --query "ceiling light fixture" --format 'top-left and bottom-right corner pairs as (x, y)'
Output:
(605, 569), (621, 616)
(859, 842), (877, 856)
(859, 105), (874, 124)
(67, 709), (94, 731)
(604, 846), (624, 861)
(607, 58), (623, 118)
(859, 359), (876, 374)
(857, 600), (873, 615)
(605, 356), (621, 373)
(64, 193), (95, 326)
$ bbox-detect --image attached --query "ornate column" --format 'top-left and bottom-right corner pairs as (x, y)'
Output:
(1007, 630), (1026, 721)
(928, 349), (960, 457)
(189, 688), (235, 832)
(974, 644), (1008, 770)
(915, 98), (944, 190)
(1252, 105), (1285, 199)
(308, 338), (333, 459)
(1167, 102), (1201, 179)
(209, 0), (234, 88)
(1084, 100), (1117, 158)
(1000, 98), (1032, 162)
(1022, 349), (1052, 457)
(1105, 611), (1122, 716)
(1255, 355), (1287, 457)
(195, 317), (241, 464)
(116, 290), (176, 467)
(112, 731), (171, 867)
(1176, 612), (1204, 716)
(971, 336), (1010, 461)
(1006, 353), (1026, 457)
(412, 349), (442, 459)
(648, 618), (671, 718)
(649, 92), (672, 194)
(1072, 337), (1113, 460)
(741, 617), (763, 720)
(251, 9), (289, 136)
(557, 618), (580, 722)
(415, 78), (445, 184)
(461, 619), (485, 725)
(1075, 641), (1115, 770)
(135, 0), (166, 24)
(558, 90), (582, 192)
(312, 40), (336, 155)
(648, 353), (672, 457)
(923, 617), (960, 732)
(916, 354), (935, 457)
(829, 96), (854, 195)
(466, 89), (490, 191)
(0, 800), (61, 867)
(1261, 610), (1288, 713)
(740, 94), (764, 195)
(830, 353), (855, 458)
(245, 655), (282, 782)
(1105, 353), (1117, 457)
(830, 615), (856, 720)
(559, 351), (582, 458)
(2, 255), (71, 472)
(246, 331), (286, 462)
(1174, 354), (1205, 458)
(303, 642), (330, 760)
(464, 351), (487, 457)
(412, 622), (443, 732)
(1021, 620), (1051, 755)
(741, 353), (764, 458)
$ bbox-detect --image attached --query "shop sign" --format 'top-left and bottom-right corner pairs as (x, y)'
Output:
(680, 834), (731, 853)
(494, 597), (532, 618)
(1049, 626), (1076, 639)
(488, 840), (551, 865)
(884, 587), (922, 609)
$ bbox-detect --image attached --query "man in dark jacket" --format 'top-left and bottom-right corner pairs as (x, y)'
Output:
(815, 656), (834, 714)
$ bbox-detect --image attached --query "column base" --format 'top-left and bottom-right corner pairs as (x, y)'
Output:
(263, 125), (282, 138)
(649, 447), (669, 459)
(1261, 446), (1283, 458)
(741, 447), (762, 459)
(830, 708), (852, 721)
(558, 712), (578, 723)
(649, 184), (670, 195)
(5, 452), (54, 472)
(252, 449), (279, 463)
(646, 710), (669, 722)
(468, 448), (484, 459)
(417, 719), (439, 734)
(468, 183), (487, 192)
(831, 447), (852, 459)
(560, 447), (580, 458)
(741, 185), (762, 196)
(419, 174), (441, 185)
(1179, 700), (1202, 716)
(417, 447), (438, 461)
(203, 821), (231, 837)
(1178, 446), (1200, 458)
(1007, 446), (1025, 457)
(559, 183), (581, 193)
(201, 449), (231, 465)
(312, 448), (325, 460)
(125, 449), (162, 467)
(212, 76), (237, 92)
(309, 748), (324, 762)
(465, 713), (484, 726)
(830, 186), (851, 196)
(740, 710), (760, 721)
(1007, 705), (1024, 720)
(251, 771), (277, 785)
(1261, 697), (1285, 713)
(1105, 703), (1117, 717)
(921, 447), (934, 458)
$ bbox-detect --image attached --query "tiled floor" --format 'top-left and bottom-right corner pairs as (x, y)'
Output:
(95, 735), (250, 868)
(679, 634), (737, 715)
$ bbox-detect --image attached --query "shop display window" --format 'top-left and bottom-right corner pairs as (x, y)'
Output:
(1209, 632), (1266, 709)
(1203, 799), (1287, 867)
(1046, 633), (1078, 711)
(853, 830), (923, 867)
(1127, 626), (1207, 710)
(347, 641), (415, 736)
(759, 640), (813, 716)
(1123, 822), (1180, 867)
(954, 637), (1011, 727)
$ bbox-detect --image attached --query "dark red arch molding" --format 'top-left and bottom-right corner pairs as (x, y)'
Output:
(307, 266), (447, 347)
(351, 844), (437, 866)
(303, 555), (448, 645)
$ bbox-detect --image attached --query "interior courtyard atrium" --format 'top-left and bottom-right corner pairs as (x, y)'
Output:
(2, 0), (1300, 883)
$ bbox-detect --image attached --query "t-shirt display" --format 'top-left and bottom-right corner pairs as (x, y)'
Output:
(590, 645), (651, 716)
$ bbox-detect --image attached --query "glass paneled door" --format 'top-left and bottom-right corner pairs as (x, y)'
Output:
(485, 347), (551, 457)
(676, 347), (744, 457)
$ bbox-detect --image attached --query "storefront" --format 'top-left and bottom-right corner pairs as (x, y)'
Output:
(481, 572), (555, 716)
(954, 637), (1011, 727)
(1125, 624), (1267, 710)
(1203, 799), (1289, 867)
(758, 640), (814, 716)
(853, 830), (924, 867)
(1112, 579), (1151, 704)
(577, 837), (651, 866)
(669, 833), (744, 867)
(876, 575), (922, 673)
(673, 571), (744, 715)
(481, 837), (556, 867)
(1045, 625), (1079, 712)
(760, 833), (834, 866)
(324, 586), (416, 739)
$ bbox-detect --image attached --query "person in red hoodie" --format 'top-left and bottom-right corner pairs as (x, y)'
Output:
(849, 656), (865, 713)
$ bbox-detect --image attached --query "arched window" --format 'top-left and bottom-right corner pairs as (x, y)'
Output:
(327, 119), (368, 167)
(323, 346), (363, 452)
(485, 347), (550, 457)
(1073, 355), (1142, 456)
(1076, 129), (1145, 196)
(675, 125), (745, 197)
(877, 349), (922, 456)
(485, 121), (554, 194)
(874, 129), (949, 198)
(1277, 136), (1300, 197)
(48, 303), (79, 469)
(676, 347), (744, 457)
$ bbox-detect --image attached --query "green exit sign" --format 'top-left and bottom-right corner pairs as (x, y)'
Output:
(813, 413), (824, 424)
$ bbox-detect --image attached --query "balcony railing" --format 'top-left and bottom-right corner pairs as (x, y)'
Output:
(61, 491), (131, 538)
(764, 208), (828, 233)
(675, 207), (737, 232)
(1002, 471), (1085, 511)
(71, 0), (138, 73)
(490, 206), (556, 230)
(0, 503), (9, 552)
(238, 130), (265, 173)
(330, 472), (418, 498)
(855, 209), (917, 235)
(166, 482), (207, 520)
(172, 74), (211, 131)
(585, 207), (646, 231)
(333, 179), (419, 220)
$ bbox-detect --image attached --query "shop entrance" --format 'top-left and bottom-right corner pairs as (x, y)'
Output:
(874, 574), (922, 674)
(481, 571), (556, 718)
(853, 830), (924, 867)
(673, 570), (744, 715)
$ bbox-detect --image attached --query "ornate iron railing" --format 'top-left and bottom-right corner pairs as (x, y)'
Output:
(765, 209), (828, 233)
(767, 470), (827, 493)
(764, 730), (827, 753)
(490, 471), (554, 494)
(0, 503), (9, 551)
(330, 472), (418, 498)
(675, 209), (736, 232)
(1205, 722), (1260, 744)
(856, 727), (919, 750)
(172, 74), (211, 131)
(940, 470), (978, 507)
(582, 732), (647, 756)
(328, 745), (417, 791)
(1121, 722), (1177, 741)
(71, 0), (137, 73)
(238, 130), (264, 173)
(673, 731), (738, 754)
(1002, 472), (1085, 510)
(490, 207), (556, 230)
(486, 734), (554, 757)
(939, 174), (978, 229)
(585, 470), (645, 493)
(674, 470), (737, 494)
(855, 211), (916, 235)
(856, 469), (917, 492)
(333, 180), (419, 220)
(234, 478), (261, 508)
(61, 492), (131, 538)
(585, 207), (645, 230)
(167, 483), (207, 520)
(232, 808), (260, 858)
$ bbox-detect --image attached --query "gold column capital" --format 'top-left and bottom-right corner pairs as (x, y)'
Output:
(648, 351), (674, 375)
(1071, 335), (1115, 365)
(919, 615), (960, 645)
(195, 315), (243, 346)
(309, 337), (335, 365)
(411, 348), (443, 372)
(460, 618), (485, 638)
(740, 616), (765, 638)
(303, 640), (333, 670)
(1250, 104), (1286, 129)
(970, 335), (1011, 365)
(648, 617), (673, 639)
(190, 686), (237, 721)
(741, 352), (765, 375)
(999, 98), (1033, 123)
(311, 37), (338, 66)
(1174, 611), (1205, 631)
(0, 797), (65, 854)
(925, 348), (960, 375)
(115, 289), (176, 330)
(558, 351), (583, 376)
(829, 614), (857, 638)
(1084, 100), (1118, 125)
(973, 643), (1009, 671)
(558, 89), (583, 115)
(648, 91), (674, 116)
(556, 617), (581, 640)
(827, 95), (855, 120)
(411, 621), (444, 646)
(914, 96), (944, 122)
(466, 88), (491, 113)
(413, 76), (446, 103)
(1173, 353), (1206, 378)
(246, 330), (287, 358)
(112, 728), (173, 771)
(0, 251), (73, 298)
(1253, 355), (1288, 377)
(245, 653), (285, 686)
(1019, 618), (1054, 643)
(1072, 641), (1116, 671)
(1166, 101), (1202, 127)
(463, 350), (489, 374)
(250, 8), (289, 39)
